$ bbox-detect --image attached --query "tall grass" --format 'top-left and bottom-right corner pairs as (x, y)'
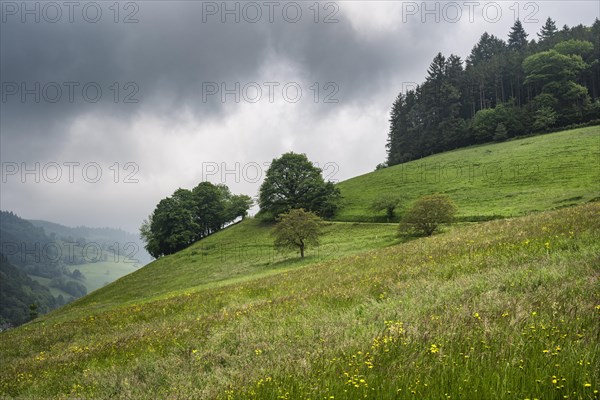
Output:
(1, 203), (598, 398)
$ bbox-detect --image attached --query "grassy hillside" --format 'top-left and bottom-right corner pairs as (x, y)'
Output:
(1, 126), (599, 398)
(1, 203), (598, 398)
(28, 219), (153, 265)
(68, 219), (399, 313)
(335, 126), (600, 222)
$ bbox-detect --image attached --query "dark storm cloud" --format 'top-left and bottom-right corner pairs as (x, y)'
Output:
(1, 1), (433, 141)
(0, 1), (597, 231)
(1, 3), (268, 141)
(2, 1), (597, 133)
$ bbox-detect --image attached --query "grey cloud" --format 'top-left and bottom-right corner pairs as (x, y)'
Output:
(1, 1), (597, 231)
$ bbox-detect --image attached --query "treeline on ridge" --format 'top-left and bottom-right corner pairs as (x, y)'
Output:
(385, 18), (600, 166)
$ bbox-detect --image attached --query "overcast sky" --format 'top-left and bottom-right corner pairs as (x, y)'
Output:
(1, 0), (598, 232)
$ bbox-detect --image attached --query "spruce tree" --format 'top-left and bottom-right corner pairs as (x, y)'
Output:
(538, 17), (558, 40)
(508, 19), (529, 51)
(386, 93), (405, 166)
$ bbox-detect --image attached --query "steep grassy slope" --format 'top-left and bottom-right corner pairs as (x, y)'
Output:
(335, 126), (600, 222)
(62, 219), (400, 314)
(1, 203), (598, 398)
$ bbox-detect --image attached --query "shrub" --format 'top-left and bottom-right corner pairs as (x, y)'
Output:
(399, 194), (457, 236)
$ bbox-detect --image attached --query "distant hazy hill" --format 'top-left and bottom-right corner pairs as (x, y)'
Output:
(28, 220), (152, 265)
(0, 211), (150, 328)
(0, 211), (59, 276)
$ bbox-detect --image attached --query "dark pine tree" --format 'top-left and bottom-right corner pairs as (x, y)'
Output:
(538, 17), (558, 41)
(508, 19), (529, 51)
(386, 93), (405, 166)
(465, 33), (507, 112)
(507, 20), (530, 104)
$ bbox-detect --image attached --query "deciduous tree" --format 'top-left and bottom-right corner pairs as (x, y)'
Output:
(140, 182), (252, 258)
(272, 209), (322, 258)
(259, 152), (340, 220)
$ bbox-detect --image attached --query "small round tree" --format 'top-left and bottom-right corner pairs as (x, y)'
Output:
(399, 194), (457, 236)
(371, 194), (401, 222)
(273, 208), (322, 258)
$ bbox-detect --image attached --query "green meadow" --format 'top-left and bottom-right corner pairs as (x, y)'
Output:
(336, 126), (600, 222)
(75, 261), (140, 293)
(29, 259), (141, 299)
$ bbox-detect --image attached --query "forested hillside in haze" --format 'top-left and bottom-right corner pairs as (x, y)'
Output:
(0, 211), (146, 328)
(386, 18), (600, 165)
(29, 219), (152, 265)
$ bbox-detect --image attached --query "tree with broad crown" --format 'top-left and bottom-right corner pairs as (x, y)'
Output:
(399, 194), (457, 236)
(226, 194), (253, 220)
(258, 152), (340, 220)
(553, 40), (594, 57)
(523, 49), (589, 112)
(471, 107), (499, 142)
(140, 188), (199, 258)
(272, 208), (322, 258)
